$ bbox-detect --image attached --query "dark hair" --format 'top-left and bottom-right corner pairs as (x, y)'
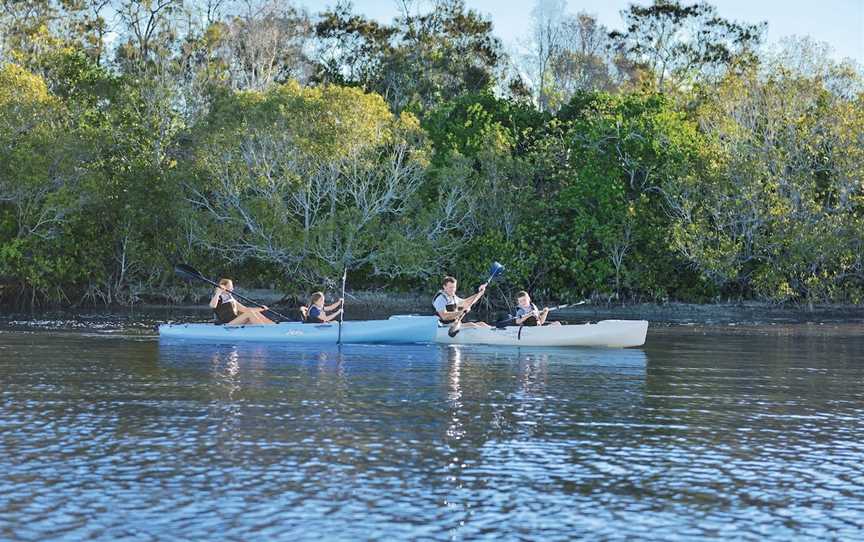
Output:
(442, 276), (457, 287)
(516, 291), (529, 299)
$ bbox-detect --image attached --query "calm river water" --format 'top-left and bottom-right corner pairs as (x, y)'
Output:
(1, 324), (863, 540)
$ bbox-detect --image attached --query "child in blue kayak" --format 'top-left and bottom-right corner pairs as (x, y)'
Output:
(208, 278), (275, 325)
(514, 291), (561, 326)
(301, 292), (344, 323)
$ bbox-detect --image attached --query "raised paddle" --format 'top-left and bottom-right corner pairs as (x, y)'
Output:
(337, 267), (347, 345)
(174, 263), (293, 322)
(448, 261), (505, 337)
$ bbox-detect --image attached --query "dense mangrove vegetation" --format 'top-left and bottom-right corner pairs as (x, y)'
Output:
(1, 0), (862, 307)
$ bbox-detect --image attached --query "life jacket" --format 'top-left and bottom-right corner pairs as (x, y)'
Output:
(304, 305), (326, 324)
(516, 303), (539, 326)
(214, 293), (238, 324)
(433, 291), (459, 324)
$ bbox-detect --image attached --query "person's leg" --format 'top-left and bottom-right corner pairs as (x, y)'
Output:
(228, 312), (254, 325)
(228, 310), (274, 325)
(250, 310), (274, 324)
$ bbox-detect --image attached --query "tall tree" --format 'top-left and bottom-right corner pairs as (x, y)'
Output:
(212, 0), (313, 91)
(610, 0), (765, 92)
(528, 0), (566, 111)
(313, 0), (503, 114)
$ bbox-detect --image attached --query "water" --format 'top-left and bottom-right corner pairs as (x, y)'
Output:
(1, 325), (864, 540)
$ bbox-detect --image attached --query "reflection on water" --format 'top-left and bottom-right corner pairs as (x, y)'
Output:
(1, 329), (864, 540)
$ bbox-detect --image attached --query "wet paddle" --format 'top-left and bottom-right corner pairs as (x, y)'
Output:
(174, 263), (293, 322)
(337, 267), (347, 345)
(448, 262), (505, 337)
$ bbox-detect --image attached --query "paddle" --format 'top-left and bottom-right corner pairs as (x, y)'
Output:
(448, 261), (505, 337)
(497, 300), (588, 327)
(174, 263), (293, 322)
(337, 267), (347, 345)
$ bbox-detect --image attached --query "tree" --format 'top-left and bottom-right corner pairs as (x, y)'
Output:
(313, 0), (395, 89)
(527, 0), (567, 112)
(521, 3), (624, 112)
(610, 0), (765, 92)
(185, 82), (436, 285)
(114, 0), (185, 69)
(552, 14), (621, 96)
(0, 63), (97, 304)
(522, 91), (707, 301)
(212, 0), (313, 91)
(312, 0), (503, 114)
(665, 43), (864, 302)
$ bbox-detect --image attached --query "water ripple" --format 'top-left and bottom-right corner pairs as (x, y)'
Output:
(1, 330), (863, 539)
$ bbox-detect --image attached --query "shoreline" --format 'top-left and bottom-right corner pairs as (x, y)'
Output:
(1, 290), (862, 327)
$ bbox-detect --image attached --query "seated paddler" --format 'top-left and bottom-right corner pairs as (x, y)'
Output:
(514, 291), (561, 326)
(433, 276), (491, 329)
(208, 278), (275, 325)
(301, 292), (344, 323)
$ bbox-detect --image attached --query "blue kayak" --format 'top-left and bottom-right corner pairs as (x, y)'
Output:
(158, 316), (439, 344)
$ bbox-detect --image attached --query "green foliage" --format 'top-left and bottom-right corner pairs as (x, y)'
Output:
(0, 5), (862, 308)
(314, 0), (503, 113)
(186, 81), (432, 287)
(665, 60), (864, 303)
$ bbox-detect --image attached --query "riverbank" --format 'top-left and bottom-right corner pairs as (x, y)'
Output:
(1, 289), (862, 329)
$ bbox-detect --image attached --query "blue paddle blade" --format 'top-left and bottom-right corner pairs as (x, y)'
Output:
(489, 261), (505, 280)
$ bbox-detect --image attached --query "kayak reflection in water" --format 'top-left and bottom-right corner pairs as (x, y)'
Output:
(208, 278), (275, 325)
(300, 291), (344, 324)
(514, 291), (561, 327)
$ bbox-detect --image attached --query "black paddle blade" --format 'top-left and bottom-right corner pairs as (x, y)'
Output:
(174, 263), (203, 282)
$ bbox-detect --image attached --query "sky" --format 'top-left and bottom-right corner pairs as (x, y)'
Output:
(301, 0), (864, 64)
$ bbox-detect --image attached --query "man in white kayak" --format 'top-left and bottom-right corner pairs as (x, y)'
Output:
(433, 276), (491, 329)
(514, 291), (561, 326)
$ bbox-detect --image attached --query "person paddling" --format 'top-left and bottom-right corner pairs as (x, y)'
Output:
(433, 276), (491, 329)
(209, 279), (275, 325)
(301, 292), (344, 323)
(514, 291), (561, 327)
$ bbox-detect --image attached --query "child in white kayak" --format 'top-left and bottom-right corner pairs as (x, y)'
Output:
(514, 291), (561, 326)
(208, 278), (275, 325)
(301, 291), (344, 323)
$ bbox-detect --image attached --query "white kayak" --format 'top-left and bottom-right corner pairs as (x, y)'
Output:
(159, 316), (439, 344)
(434, 319), (648, 348)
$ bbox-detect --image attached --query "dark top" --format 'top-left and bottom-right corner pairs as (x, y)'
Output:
(214, 292), (237, 324)
(305, 305), (326, 324)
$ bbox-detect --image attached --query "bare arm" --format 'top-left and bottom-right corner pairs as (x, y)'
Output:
(325, 298), (343, 311)
(515, 309), (537, 325)
(457, 283), (488, 309)
(209, 289), (221, 309)
(537, 308), (549, 325)
(321, 308), (343, 322)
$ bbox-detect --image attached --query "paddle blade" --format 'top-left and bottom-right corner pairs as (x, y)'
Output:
(488, 261), (505, 281)
(174, 263), (203, 282)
